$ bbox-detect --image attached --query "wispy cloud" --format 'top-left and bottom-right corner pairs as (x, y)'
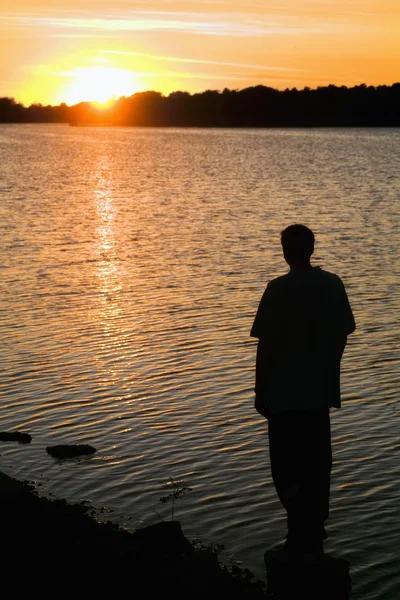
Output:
(99, 50), (304, 72)
(53, 69), (156, 79)
(3, 9), (358, 38)
(161, 70), (288, 82)
(5, 13), (266, 37)
(152, 69), (357, 87)
(46, 0), (397, 17)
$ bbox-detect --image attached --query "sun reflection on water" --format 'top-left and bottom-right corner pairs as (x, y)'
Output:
(94, 159), (117, 266)
(91, 157), (126, 384)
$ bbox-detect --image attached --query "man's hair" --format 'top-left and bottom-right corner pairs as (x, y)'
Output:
(281, 224), (315, 260)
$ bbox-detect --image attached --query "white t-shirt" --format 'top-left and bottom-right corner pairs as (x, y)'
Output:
(250, 266), (355, 412)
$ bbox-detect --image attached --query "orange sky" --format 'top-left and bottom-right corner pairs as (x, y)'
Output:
(1, 0), (399, 106)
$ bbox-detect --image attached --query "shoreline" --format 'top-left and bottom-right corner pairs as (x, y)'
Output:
(0, 470), (265, 597)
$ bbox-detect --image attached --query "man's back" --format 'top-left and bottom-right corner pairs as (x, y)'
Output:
(251, 266), (355, 412)
(251, 225), (356, 556)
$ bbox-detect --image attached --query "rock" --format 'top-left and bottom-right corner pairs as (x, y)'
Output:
(264, 548), (351, 599)
(0, 471), (32, 499)
(131, 520), (194, 563)
(0, 431), (32, 444)
(131, 523), (265, 598)
(161, 548), (223, 595)
(46, 444), (97, 459)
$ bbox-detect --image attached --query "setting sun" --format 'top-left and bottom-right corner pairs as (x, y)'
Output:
(63, 66), (139, 105)
(1, 1), (399, 106)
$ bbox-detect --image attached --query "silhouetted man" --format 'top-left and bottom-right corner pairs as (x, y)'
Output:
(251, 224), (355, 557)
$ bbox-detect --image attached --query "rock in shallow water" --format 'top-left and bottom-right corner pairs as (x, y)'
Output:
(264, 548), (351, 599)
(46, 444), (97, 459)
(0, 431), (32, 444)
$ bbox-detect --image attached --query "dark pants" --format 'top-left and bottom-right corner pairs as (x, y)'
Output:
(268, 407), (332, 546)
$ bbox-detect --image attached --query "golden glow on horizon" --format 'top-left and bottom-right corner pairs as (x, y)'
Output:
(62, 66), (140, 105)
(1, 1), (399, 105)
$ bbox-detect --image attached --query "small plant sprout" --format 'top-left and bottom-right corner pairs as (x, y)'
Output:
(159, 478), (192, 521)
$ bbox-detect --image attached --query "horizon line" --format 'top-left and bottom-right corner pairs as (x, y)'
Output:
(4, 80), (400, 109)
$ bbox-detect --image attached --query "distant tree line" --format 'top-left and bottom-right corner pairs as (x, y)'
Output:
(1, 84), (400, 127)
(0, 98), (70, 123)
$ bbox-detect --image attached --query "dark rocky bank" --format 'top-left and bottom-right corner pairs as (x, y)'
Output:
(0, 471), (265, 597)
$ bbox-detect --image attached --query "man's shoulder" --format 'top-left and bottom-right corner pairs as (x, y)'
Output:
(314, 267), (343, 287)
(268, 273), (291, 289)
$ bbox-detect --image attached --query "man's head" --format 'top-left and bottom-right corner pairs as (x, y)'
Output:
(281, 224), (315, 267)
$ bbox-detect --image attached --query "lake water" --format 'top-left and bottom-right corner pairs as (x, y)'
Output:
(0, 125), (399, 597)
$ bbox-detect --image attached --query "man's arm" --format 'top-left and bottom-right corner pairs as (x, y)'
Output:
(254, 338), (271, 419)
(251, 283), (276, 419)
(338, 335), (347, 359)
(338, 278), (356, 336)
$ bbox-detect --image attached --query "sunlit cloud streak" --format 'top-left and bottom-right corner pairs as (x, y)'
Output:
(99, 50), (304, 73)
(43, 0), (397, 18)
(4, 13), (266, 37)
(4, 10), (358, 37)
(162, 70), (356, 85)
(53, 69), (156, 79)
